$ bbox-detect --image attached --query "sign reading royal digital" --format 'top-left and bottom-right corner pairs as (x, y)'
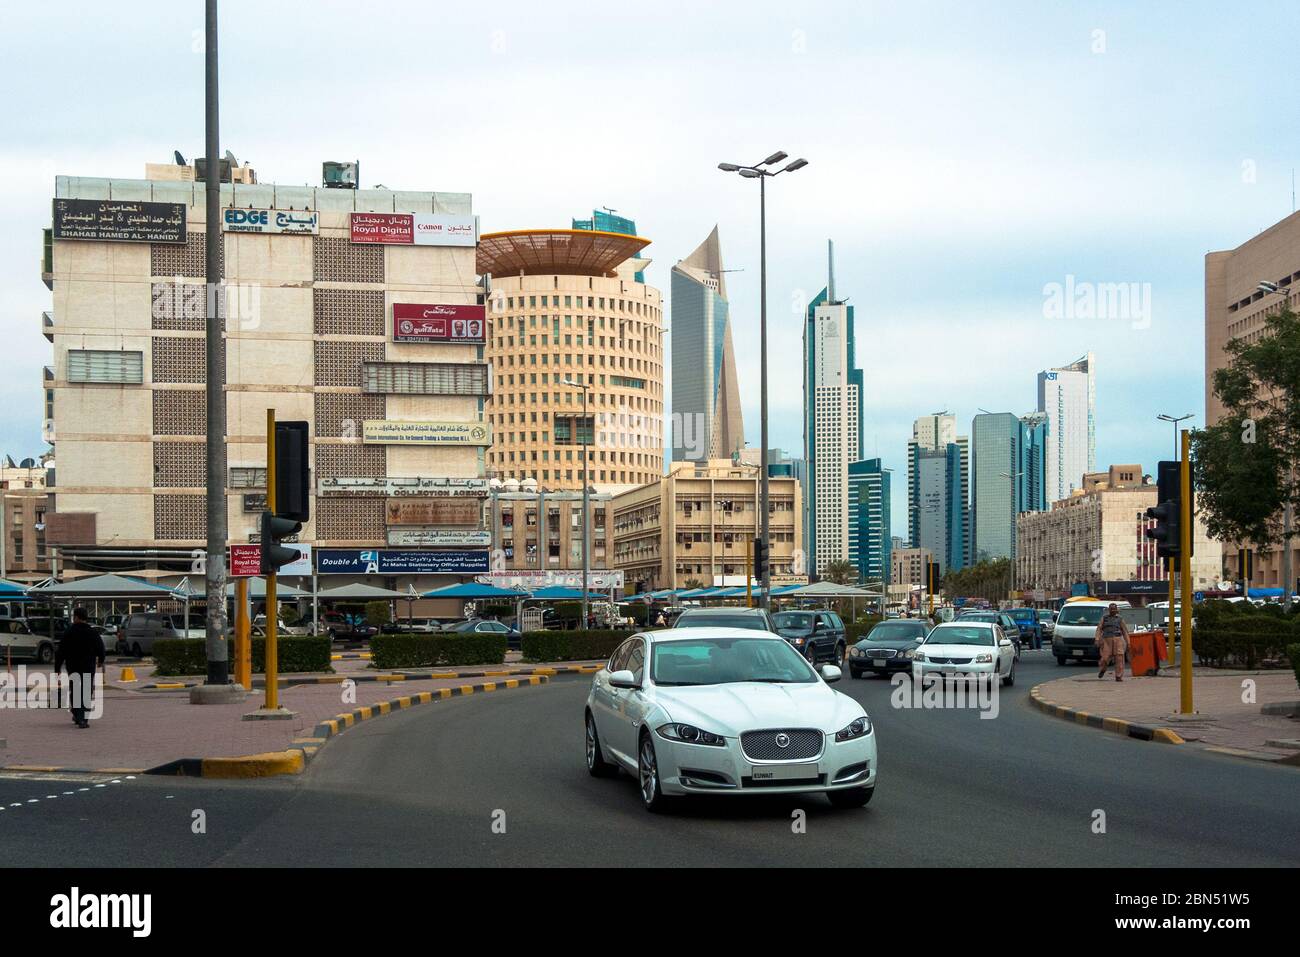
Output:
(393, 303), (486, 343)
(53, 199), (185, 244)
(222, 207), (319, 234)
(361, 420), (491, 446)
(349, 212), (478, 247)
(317, 549), (490, 575)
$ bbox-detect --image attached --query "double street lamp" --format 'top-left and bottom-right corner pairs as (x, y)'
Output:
(717, 151), (808, 609)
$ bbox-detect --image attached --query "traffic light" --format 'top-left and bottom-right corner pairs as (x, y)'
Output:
(1238, 547), (1254, 583)
(1145, 500), (1180, 559)
(260, 510), (302, 574)
(753, 537), (768, 577)
(274, 421), (310, 522)
(927, 562), (942, 594)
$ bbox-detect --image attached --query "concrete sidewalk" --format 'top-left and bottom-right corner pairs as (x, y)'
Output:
(0, 659), (582, 774)
(1032, 668), (1300, 763)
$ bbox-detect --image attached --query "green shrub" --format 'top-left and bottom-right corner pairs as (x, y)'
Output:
(152, 637), (332, 676)
(369, 632), (507, 669)
(365, 601), (391, 627)
(521, 629), (630, 662)
(1287, 644), (1300, 690)
(845, 617), (884, 643)
(1194, 603), (1299, 669)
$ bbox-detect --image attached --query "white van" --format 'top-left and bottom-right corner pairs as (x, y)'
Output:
(1051, 598), (1130, 666)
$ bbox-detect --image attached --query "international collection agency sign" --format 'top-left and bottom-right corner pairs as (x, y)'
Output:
(361, 420), (491, 446)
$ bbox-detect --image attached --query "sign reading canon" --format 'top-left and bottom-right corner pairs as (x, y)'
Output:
(393, 303), (486, 343)
(317, 549), (490, 576)
(349, 213), (477, 247)
(222, 207), (319, 234)
(53, 199), (185, 244)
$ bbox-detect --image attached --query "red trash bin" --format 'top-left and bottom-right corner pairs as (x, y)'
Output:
(1128, 631), (1160, 677)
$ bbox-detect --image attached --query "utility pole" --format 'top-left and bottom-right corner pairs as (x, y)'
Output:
(1179, 429), (1194, 713)
(194, 0), (233, 703)
(563, 377), (591, 629)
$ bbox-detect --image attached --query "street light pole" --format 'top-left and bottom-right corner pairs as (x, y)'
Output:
(564, 378), (591, 629)
(202, 0), (229, 689)
(718, 152), (808, 611)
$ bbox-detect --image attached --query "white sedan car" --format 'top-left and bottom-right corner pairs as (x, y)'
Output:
(909, 621), (1016, 686)
(585, 627), (877, 812)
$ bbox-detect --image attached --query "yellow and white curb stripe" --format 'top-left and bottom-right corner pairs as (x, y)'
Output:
(1029, 684), (1185, 745)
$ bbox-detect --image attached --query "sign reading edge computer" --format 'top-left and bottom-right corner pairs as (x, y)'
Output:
(317, 549), (490, 575)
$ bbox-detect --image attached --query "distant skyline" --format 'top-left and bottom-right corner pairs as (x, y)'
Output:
(3, 1), (1299, 538)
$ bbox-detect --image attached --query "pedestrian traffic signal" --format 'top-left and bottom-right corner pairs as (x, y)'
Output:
(1146, 500), (1180, 559)
(260, 510), (302, 574)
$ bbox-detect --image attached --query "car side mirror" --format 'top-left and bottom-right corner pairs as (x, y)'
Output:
(609, 669), (639, 689)
(999, 639), (1011, 647)
(819, 664), (842, 683)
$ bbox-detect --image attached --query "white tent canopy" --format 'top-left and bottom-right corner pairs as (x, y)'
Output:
(25, 573), (183, 598)
(315, 583), (410, 601)
(788, 581), (879, 599)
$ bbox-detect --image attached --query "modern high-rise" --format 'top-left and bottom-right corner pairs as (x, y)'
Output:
(971, 412), (1035, 563)
(907, 413), (969, 570)
(1036, 353), (1095, 503)
(1020, 411), (1049, 512)
(670, 227), (744, 464)
(848, 458), (891, 586)
(1205, 211), (1300, 592)
(803, 242), (865, 576)
(479, 213), (665, 494)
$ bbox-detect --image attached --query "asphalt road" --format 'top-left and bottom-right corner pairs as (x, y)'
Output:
(2, 650), (1297, 867)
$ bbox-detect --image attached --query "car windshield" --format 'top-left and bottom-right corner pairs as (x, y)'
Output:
(866, 622), (925, 640)
(961, 613), (996, 622)
(771, 612), (815, 630)
(926, 626), (995, 647)
(1058, 606), (1107, 626)
(651, 637), (817, 686)
(673, 613), (768, 630)
(1038, 611), (1054, 621)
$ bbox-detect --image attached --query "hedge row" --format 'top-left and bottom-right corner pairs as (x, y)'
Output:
(520, 629), (631, 662)
(845, 617), (884, 644)
(153, 637), (332, 676)
(369, 632), (507, 669)
(1289, 644), (1300, 690)
(1194, 601), (1300, 669)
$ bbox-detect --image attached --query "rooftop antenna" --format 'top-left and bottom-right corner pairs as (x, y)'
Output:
(827, 239), (836, 304)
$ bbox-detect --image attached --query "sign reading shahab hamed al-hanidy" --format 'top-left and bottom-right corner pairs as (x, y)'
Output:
(361, 420), (492, 446)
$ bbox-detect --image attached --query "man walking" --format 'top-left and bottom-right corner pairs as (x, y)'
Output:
(53, 606), (105, 728)
(1094, 602), (1130, 682)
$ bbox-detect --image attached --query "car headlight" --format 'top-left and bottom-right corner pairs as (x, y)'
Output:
(907, 650), (925, 661)
(849, 646), (863, 658)
(835, 716), (872, 741)
(657, 723), (726, 747)
(975, 653), (993, 663)
(791, 637), (805, 645)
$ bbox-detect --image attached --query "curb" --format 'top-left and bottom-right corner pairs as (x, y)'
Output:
(1029, 683), (1185, 745)
(132, 664), (599, 692)
(144, 675), (550, 779)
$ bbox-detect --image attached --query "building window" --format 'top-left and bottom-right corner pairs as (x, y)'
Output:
(67, 350), (144, 385)
(362, 361), (489, 396)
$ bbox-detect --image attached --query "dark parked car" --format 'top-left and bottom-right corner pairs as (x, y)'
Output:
(955, 611), (1022, 658)
(846, 618), (930, 678)
(769, 610), (847, 664)
(671, 606), (777, 632)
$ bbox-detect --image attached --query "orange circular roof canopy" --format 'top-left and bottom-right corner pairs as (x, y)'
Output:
(476, 228), (650, 278)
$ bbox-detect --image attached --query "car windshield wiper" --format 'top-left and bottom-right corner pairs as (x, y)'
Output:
(654, 680), (705, 686)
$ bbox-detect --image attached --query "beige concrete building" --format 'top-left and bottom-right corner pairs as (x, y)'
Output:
(41, 161), (488, 590)
(1, 461), (51, 585)
(486, 483), (613, 574)
(1017, 465), (1222, 599)
(891, 547), (932, 588)
(611, 459), (801, 593)
(1205, 212), (1300, 592)
(477, 226), (664, 495)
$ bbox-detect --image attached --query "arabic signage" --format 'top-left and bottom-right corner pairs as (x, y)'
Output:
(242, 493), (267, 513)
(388, 528), (493, 547)
(222, 207), (319, 235)
(318, 476), (490, 498)
(317, 549), (490, 576)
(392, 303), (486, 343)
(228, 543), (312, 577)
(361, 420), (491, 446)
(478, 570), (625, 591)
(385, 499), (483, 527)
(52, 199), (186, 244)
(349, 213), (477, 247)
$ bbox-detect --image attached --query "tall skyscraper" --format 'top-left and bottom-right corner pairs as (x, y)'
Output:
(907, 412), (969, 570)
(1020, 411), (1049, 512)
(848, 458), (891, 586)
(972, 411), (1048, 563)
(803, 241), (865, 576)
(671, 227), (744, 463)
(1037, 352), (1095, 503)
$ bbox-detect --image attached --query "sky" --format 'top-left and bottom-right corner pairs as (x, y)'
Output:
(2, 0), (1299, 536)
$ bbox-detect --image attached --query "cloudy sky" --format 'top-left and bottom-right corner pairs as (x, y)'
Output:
(3, 1), (1298, 534)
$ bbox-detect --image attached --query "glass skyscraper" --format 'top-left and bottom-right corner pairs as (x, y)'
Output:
(848, 458), (891, 587)
(971, 412), (1048, 562)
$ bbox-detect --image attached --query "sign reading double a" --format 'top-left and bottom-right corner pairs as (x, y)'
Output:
(361, 420), (491, 446)
(222, 207), (319, 234)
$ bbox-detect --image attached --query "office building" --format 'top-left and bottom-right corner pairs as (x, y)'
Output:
(1036, 353), (1095, 503)
(891, 546), (933, 588)
(907, 413), (969, 571)
(1206, 212), (1300, 591)
(670, 227), (744, 463)
(971, 412), (1038, 562)
(848, 458), (890, 586)
(611, 459), (802, 593)
(1020, 411), (1049, 512)
(484, 479), (614, 577)
(479, 213), (664, 494)
(40, 159), (488, 591)
(803, 242), (865, 576)
(1, 458), (51, 585)
(1017, 465), (1222, 600)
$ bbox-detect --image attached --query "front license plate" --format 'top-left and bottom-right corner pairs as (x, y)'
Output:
(1072, 649), (1084, 656)
(751, 763), (818, 781)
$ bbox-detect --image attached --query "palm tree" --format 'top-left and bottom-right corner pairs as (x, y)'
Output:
(822, 561), (859, 585)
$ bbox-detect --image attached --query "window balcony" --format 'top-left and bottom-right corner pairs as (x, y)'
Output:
(42, 311), (53, 342)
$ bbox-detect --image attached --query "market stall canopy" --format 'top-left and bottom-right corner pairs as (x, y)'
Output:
(174, 579), (309, 600)
(0, 578), (31, 597)
(422, 582), (529, 600)
(316, 583), (410, 601)
(25, 573), (183, 598)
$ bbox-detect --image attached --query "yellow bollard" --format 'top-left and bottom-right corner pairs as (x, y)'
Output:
(120, 666), (137, 682)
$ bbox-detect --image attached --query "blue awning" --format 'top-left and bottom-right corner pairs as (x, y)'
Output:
(422, 582), (530, 600)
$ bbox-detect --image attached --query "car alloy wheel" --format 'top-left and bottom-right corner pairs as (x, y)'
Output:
(586, 713), (617, 778)
(638, 733), (669, 811)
